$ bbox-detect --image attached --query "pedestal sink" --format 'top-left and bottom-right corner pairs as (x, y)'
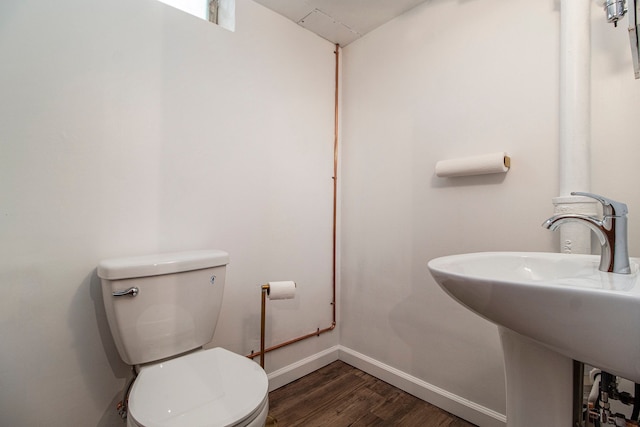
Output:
(428, 252), (640, 426)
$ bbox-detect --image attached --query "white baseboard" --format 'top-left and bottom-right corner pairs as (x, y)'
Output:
(267, 345), (340, 392)
(338, 346), (507, 427)
(266, 344), (506, 427)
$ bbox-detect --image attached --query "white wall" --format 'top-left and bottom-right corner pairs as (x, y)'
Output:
(340, 0), (640, 421)
(0, 0), (337, 425)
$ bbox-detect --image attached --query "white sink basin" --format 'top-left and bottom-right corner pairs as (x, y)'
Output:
(428, 252), (640, 383)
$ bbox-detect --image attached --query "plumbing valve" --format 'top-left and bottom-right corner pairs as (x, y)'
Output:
(605, 0), (628, 26)
(116, 400), (128, 420)
(614, 413), (627, 426)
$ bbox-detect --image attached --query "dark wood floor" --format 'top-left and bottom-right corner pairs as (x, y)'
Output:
(268, 360), (477, 426)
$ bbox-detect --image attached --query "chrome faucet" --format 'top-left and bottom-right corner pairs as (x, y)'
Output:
(543, 192), (631, 274)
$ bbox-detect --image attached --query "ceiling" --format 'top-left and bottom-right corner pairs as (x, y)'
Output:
(252, 0), (430, 46)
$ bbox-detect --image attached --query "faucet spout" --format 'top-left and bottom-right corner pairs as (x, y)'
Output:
(543, 214), (607, 246)
(543, 193), (631, 274)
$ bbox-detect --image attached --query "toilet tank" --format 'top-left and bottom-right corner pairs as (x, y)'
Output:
(97, 250), (229, 365)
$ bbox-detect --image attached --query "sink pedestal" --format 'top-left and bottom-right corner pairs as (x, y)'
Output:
(499, 327), (574, 426)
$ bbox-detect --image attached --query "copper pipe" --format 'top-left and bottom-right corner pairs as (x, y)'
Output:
(248, 44), (340, 362)
(332, 42), (339, 324)
(255, 325), (335, 358)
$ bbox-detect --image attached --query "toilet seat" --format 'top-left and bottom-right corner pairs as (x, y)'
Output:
(128, 347), (269, 427)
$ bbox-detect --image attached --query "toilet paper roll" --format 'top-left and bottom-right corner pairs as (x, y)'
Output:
(435, 152), (510, 178)
(267, 281), (296, 300)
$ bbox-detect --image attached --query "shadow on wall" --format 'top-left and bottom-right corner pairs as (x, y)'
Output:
(430, 171), (508, 189)
(388, 277), (503, 404)
(68, 270), (131, 426)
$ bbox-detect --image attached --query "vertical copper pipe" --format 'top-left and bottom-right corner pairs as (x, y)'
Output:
(248, 44), (340, 361)
(331, 43), (339, 326)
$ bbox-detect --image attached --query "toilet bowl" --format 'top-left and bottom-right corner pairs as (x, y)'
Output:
(97, 250), (268, 427)
(127, 348), (268, 427)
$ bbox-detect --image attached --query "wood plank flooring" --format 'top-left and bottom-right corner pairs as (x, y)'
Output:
(267, 361), (477, 426)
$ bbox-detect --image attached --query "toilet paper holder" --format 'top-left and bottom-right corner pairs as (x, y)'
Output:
(251, 280), (334, 369)
(260, 284), (270, 369)
(258, 282), (298, 369)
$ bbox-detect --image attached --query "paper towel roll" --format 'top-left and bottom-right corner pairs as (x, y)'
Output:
(435, 152), (510, 178)
(267, 281), (296, 300)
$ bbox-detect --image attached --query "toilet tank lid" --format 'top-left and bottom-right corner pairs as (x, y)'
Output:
(97, 250), (229, 280)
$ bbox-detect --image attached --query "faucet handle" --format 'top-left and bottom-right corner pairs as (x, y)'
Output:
(571, 192), (628, 216)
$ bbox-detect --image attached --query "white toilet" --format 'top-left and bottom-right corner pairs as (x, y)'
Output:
(97, 250), (269, 427)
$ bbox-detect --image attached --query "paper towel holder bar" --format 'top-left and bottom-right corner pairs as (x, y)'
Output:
(435, 151), (511, 178)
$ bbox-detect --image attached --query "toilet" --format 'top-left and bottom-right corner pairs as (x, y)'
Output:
(97, 250), (269, 427)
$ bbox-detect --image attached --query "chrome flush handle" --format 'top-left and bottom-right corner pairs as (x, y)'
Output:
(112, 287), (139, 297)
